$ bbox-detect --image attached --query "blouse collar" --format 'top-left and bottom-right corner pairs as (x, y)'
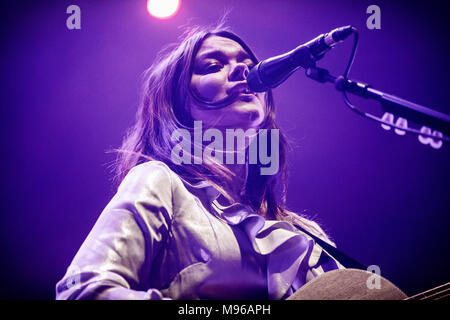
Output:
(178, 160), (249, 206)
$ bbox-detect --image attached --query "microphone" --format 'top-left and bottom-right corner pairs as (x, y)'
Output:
(247, 26), (355, 92)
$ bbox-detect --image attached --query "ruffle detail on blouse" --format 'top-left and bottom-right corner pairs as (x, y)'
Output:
(215, 202), (317, 300)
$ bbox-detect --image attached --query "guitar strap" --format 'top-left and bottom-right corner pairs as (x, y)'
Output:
(293, 224), (367, 270)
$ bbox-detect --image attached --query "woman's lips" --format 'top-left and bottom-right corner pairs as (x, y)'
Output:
(207, 90), (257, 106)
(237, 92), (256, 102)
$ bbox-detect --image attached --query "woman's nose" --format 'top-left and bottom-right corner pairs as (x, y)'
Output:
(229, 63), (250, 81)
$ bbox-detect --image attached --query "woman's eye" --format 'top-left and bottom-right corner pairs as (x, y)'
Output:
(204, 63), (222, 73)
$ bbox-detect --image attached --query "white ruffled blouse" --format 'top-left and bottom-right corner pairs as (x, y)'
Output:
(56, 161), (344, 300)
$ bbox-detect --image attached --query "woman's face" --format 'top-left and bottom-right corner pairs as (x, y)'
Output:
(189, 36), (266, 131)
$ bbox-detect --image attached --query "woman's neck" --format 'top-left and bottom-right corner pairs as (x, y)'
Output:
(203, 126), (255, 202)
(225, 162), (247, 199)
(209, 148), (248, 202)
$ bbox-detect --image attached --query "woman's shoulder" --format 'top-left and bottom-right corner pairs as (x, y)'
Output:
(128, 160), (173, 176)
(282, 210), (337, 247)
(118, 160), (178, 193)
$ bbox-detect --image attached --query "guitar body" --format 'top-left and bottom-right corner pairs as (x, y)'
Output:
(287, 269), (408, 300)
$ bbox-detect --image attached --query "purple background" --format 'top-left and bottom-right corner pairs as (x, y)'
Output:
(0, 0), (449, 299)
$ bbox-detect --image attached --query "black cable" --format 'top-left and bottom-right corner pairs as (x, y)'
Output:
(340, 28), (449, 143)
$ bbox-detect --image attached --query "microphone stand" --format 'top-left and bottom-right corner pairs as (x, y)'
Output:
(304, 66), (450, 138)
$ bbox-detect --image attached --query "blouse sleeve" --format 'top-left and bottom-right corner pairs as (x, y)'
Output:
(55, 161), (174, 300)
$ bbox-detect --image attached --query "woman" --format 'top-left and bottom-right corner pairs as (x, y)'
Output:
(55, 24), (344, 300)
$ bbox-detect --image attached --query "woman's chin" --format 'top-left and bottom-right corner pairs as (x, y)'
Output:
(231, 100), (264, 119)
(222, 106), (264, 130)
(190, 98), (266, 130)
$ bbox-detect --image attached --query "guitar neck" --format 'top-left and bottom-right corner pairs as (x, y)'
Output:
(405, 282), (450, 301)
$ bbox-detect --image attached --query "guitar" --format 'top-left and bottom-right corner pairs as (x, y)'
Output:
(287, 269), (449, 300)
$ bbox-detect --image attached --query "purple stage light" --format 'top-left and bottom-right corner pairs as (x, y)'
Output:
(147, 0), (180, 19)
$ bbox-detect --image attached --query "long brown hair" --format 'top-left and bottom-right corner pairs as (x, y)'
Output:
(113, 23), (329, 238)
